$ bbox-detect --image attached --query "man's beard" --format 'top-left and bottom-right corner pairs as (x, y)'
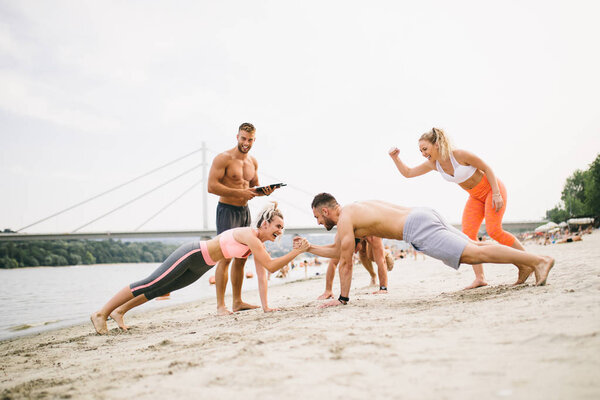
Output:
(237, 144), (251, 153)
(323, 217), (335, 231)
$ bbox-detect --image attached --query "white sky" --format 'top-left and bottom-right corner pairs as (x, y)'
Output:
(1, 0), (599, 233)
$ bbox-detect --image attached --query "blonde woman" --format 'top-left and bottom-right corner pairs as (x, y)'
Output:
(388, 128), (528, 289)
(91, 203), (308, 334)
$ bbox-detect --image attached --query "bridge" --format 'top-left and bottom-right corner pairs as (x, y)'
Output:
(2, 142), (545, 243)
(0, 222), (545, 242)
(0, 227), (334, 242)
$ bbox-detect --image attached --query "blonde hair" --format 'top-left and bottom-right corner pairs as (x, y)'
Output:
(419, 127), (453, 160)
(255, 202), (283, 229)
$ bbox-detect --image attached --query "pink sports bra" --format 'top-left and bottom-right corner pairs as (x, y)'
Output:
(219, 228), (253, 259)
(436, 152), (477, 184)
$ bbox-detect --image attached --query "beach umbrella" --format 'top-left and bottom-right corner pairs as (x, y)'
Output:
(567, 217), (594, 225)
(534, 221), (558, 233)
(559, 221), (568, 228)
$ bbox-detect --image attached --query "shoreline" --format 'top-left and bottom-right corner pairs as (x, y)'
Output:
(0, 261), (327, 342)
(2, 231), (599, 399)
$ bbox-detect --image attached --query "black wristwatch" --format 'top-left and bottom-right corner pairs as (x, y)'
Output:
(379, 286), (388, 291)
(338, 295), (349, 305)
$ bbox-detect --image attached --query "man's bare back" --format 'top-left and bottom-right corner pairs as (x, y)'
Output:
(340, 200), (411, 241)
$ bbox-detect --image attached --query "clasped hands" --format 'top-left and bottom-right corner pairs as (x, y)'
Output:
(293, 236), (310, 252)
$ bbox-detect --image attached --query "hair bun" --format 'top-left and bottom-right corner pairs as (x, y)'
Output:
(255, 201), (283, 229)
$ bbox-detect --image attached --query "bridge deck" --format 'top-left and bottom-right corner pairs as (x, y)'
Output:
(0, 222), (545, 242)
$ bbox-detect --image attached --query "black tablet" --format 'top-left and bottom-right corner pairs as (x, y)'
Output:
(255, 183), (287, 194)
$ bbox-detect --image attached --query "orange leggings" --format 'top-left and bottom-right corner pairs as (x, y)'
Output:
(462, 174), (516, 246)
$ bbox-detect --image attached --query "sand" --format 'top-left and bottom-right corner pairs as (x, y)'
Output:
(1, 231), (599, 399)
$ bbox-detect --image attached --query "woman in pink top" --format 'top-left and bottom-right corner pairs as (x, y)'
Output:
(388, 127), (527, 289)
(91, 203), (309, 334)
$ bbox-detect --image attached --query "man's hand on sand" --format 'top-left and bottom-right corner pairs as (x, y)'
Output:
(372, 289), (388, 294)
(319, 299), (344, 308)
(388, 147), (400, 158)
(263, 307), (281, 313)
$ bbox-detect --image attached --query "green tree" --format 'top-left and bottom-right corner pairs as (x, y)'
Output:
(43, 255), (53, 266)
(561, 170), (589, 216)
(68, 253), (82, 265)
(0, 239), (180, 268)
(585, 154), (600, 216)
(83, 251), (96, 265)
(545, 206), (570, 223)
(0, 257), (18, 269)
(23, 254), (40, 267)
(547, 154), (600, 221)
(141, 251), (155, 263)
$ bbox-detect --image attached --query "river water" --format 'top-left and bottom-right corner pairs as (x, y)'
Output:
(0, 259), (326, 341)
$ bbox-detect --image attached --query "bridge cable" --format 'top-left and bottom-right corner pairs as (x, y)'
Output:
(17, 146), (206, 232)
(134, 179), (203, 231)
(71, 163), (203, 233)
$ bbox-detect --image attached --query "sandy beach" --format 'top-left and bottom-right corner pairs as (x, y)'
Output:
(1, 231), (599, 400)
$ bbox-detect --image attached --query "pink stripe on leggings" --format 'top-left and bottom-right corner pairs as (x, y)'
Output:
(131, 248), (202, 292)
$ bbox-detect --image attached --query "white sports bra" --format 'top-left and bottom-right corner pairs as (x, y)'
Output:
(436, 152), (477, 183)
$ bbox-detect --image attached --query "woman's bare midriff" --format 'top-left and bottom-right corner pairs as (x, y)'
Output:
(206, 237), (226, 262)
(458, 169), (484, 191)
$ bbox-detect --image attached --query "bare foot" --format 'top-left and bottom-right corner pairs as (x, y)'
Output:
(372, 289), (388, 294)
(534, 256), (555, 286)
(514, 266), (534, 285)
(317, 291), (334, 300)
(109, 309), (129, 331)
(232, 301), (260, 312)
(90, 312), (108, 334)
(463, 278), (488, 290)
(217, 306), (233, 316)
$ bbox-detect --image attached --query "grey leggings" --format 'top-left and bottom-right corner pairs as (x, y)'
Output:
(129, 241), (212, 300)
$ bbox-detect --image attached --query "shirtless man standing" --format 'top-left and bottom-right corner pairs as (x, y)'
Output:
(317, 236), (391, 300)
(300, 193), (554, 308)
(207, 123), (281, 315)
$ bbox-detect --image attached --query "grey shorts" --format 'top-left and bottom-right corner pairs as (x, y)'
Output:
(403, 207), (470, 269)
(216, 202), (251, 234)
